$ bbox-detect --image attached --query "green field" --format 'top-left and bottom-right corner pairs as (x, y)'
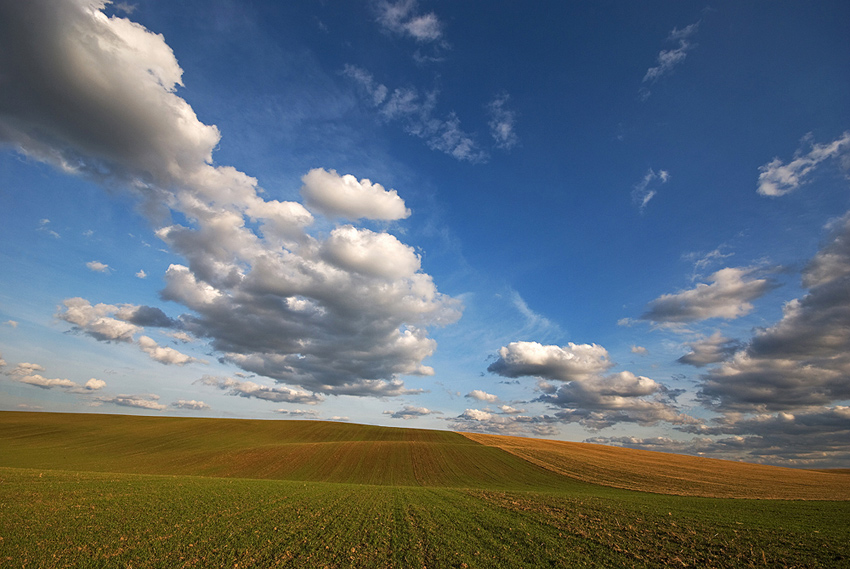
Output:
(1, 411), (848, 568)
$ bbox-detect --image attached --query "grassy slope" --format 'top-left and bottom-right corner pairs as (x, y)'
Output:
(462, 432), (850, 500)
(2, 468), (848, 569)
(0, 411), (577, 490)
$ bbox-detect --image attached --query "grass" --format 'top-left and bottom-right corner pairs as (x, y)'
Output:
(1, 411), (849, 568)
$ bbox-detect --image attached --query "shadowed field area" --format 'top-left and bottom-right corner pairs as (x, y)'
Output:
(462, 432), (850, 500)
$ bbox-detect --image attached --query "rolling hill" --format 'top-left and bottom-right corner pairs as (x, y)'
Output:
(1, 410), (847, 499)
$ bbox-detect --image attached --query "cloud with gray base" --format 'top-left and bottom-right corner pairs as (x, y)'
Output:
(641, 267), (778, 324)
(56, 298), (201, 366)
(696, 214), (850, 413)
(196, 375), (324, 405)
(487, 341), (697, 430)
(383, 405), (443, 420)
(677, 331), (741, 367)
(446, 408), (559, 437)
(97, 394), (167, 411)
(172, 399), (210, 410)
(465, 389), (498, 403)
(592, 406), (850, 467)
(6, 362), (106, 393)
(0, 1), (460, 400)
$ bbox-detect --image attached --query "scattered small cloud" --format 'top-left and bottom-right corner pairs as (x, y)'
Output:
(465, 389), (498, 403)
(86, 260), (110, 273)
(383, 405), (442, 420)
(37, 218), (60, 238)
(138, 335), (202, 366)
(631, 345), (648, 355)
(84, 378), (106, 390)
(447, 408), (559, 437)
(4, 320), (17, 328)
(6, 361), (106, 394)
(196, 375), (324, 405)
(136, 270), (147, 279)
(274, 408), (319, 417)
(172, 399), (210, 410)
(97, 394), (167, 411)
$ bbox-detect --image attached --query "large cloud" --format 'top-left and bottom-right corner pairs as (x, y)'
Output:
(641, 267), (777, 323)
(2, 0), (460, 399)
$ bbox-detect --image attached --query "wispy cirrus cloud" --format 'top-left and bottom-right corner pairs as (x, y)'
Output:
(757, 131), (850, 197)
(486, 92), (518, 150)
(631, 168), (669, 212)
(376, 0), (443, 43)
(640, 21), (700, 99)
(344, 65), (487, 163)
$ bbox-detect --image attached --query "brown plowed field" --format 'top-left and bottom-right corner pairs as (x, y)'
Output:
(461, 432), (850, 500)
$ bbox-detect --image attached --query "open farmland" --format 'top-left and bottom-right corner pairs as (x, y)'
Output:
(1, 411), (849, 568)
(463, 432), (850, 500)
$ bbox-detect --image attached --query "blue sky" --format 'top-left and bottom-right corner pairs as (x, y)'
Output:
(1, 0), (849, 467)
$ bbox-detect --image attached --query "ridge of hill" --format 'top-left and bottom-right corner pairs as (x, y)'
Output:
(462, 432), (850, 500)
